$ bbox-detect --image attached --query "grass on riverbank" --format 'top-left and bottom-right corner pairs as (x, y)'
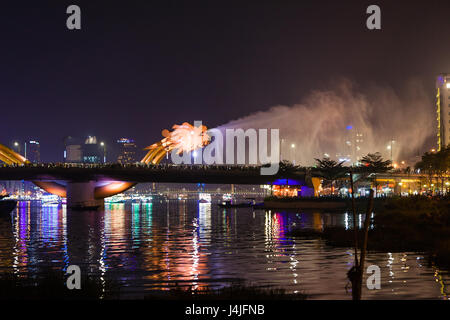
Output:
(0, 270), (121, 300)
(288, 196), (450, 268)
(144, 284), (306, 301)
(0, 271), (305, 300)
(264, 195), (392, 211)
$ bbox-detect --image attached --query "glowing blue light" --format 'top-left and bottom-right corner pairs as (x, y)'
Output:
(346, 125), (353, 130)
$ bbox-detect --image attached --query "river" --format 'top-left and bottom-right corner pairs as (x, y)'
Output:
(0, 199), (448, 299)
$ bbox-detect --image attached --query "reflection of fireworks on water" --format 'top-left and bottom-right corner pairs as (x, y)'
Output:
(142, 122), (210, 164)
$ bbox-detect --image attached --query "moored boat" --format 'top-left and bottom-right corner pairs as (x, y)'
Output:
(218, 201), (253, 208)
(0, 195), (17, 215)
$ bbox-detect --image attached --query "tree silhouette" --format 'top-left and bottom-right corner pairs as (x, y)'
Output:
(314, 157), (347, 194)
(415, 146), (449, 194)
(360, 152), (392, 173)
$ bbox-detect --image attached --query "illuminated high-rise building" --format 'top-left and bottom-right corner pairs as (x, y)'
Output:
(117, 138), (137, 164)
(83, 136), (103, 164)
(26, 140), (40, 163)
(336, 126), (364, 165)
(64, 136), (82, 163)
(64, 136), (105, 163)
(436, 74), (450, 151)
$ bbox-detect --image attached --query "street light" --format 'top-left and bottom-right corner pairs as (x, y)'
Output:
(280, 138), (284, 161)
(387, 139), (395, 163)
(12, 141), (21, 155)
(100, 142), (106, 163)
(291, 143), (296, 165)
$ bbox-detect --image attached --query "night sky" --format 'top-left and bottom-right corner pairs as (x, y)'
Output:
(2, 0), (450, 162)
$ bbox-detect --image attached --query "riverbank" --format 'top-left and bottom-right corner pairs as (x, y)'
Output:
(0, 271), (306, 300)
(263, 195), (383, 211)
(288, 196), (450, 268)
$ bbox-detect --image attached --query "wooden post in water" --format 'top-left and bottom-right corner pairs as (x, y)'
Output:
(349, 169), (361, 300)
(349, 170), (359, 266)
(357, 189), (374, 300)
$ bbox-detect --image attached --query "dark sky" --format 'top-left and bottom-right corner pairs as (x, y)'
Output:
(1, 0), (450, 161)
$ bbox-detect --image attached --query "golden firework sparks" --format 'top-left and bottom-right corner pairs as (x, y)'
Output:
(143, 122), (210, 164)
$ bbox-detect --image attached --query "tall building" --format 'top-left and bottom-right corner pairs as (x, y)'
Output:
(64, 136), (82, 163)
(64, 136), (105, 163)
(83, 136), (104, 163)
(117, 138), (137, 164)
(336, 126), (364, 165)
(436, 74), (450, 151)
(26, 140), (40, 163)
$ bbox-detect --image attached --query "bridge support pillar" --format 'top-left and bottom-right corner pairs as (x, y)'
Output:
(67, 181), (104, 210)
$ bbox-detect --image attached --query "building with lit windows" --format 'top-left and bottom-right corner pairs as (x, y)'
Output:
(436, 74), (450, 151)
(26, 140), (40, 163)
(335, 126), (364, 165)
(64, 136), (82, 163)
(83, 136), (104, 163)
(64, 136), (105, 163)
(117, 138), (137, 164)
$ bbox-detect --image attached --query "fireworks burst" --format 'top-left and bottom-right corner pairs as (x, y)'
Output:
(142, 122), (210, 164)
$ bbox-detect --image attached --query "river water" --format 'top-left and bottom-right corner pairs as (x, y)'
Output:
(0, 199), (448, 300)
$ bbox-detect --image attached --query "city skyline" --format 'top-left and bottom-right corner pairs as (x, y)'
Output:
(3, 1), (450, 162)
(2, 1), (450, 305)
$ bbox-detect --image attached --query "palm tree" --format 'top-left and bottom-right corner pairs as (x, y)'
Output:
(415, 146), (450, 194)
(359, 152), (392, 172)
(314, 157), (346, 195)
(358, 152), (392, 197)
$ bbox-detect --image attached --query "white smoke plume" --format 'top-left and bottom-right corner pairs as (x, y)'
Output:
(217, 79), (435, 166)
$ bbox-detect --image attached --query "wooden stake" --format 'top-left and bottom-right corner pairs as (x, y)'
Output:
(357, 189), (374, 300)
(349, 169), (361, 301)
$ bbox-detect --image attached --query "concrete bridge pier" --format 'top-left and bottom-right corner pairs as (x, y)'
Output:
(66, 181), (104, 210)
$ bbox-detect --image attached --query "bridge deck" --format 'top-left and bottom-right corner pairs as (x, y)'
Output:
(0, 164), (309, 185)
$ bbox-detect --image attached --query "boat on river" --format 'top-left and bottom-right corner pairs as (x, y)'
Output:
(218, 198), (257, 208)
(0, 195), (17, 215)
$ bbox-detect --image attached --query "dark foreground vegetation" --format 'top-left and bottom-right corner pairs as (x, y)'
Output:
(144, 284), (306, 301)
(0, 270), (304, 300)
(264, 195), (401, 211)
(289, 196), (450, 268)
(0, 270), (120, 300)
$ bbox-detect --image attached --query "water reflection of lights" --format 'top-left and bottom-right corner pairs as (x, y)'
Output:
(289, 250), (299, 285)
(400, 254), (409, 272)
(312, 213), (323, 231)
(387, 253), (395, 290)
(99, 214), (107, 299)
(198, 203), (211, 241)
(265, 211), (285, 243)
(11, 202), (69, 275)
(433, 268), (449, 299)
(12, 203), (30, 273)
(263, 210), (300, 292)
(344, 213), (349, 230)
(191, 203), (211, 290)
(105, 203), (128, 269)
(131, 203), (141, 246)
(40, 205), (63, 243)
(191, 217), (200, 290)
(6, 201), (450, 299)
